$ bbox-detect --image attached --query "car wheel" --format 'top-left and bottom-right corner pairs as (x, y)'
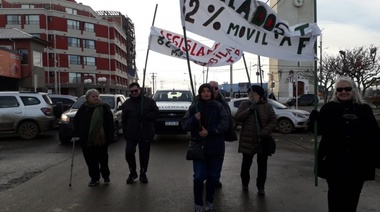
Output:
(59, 135), (72, 143)
(277, 118), (294, 134)
(18, 121), (39, 140)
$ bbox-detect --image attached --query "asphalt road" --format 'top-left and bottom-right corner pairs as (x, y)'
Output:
(0, 130), (379, 212)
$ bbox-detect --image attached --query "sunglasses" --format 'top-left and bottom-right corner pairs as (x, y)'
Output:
(336, 87), (352, 92)
(130, 89), (139, 93)
(211, 87), (218, 90)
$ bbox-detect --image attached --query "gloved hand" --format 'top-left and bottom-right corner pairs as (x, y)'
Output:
(309, 110), (320, 122)
(250, 102), (258, 111)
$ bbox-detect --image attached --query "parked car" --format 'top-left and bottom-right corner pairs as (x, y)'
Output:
(152, 89), (193, 134)
(286, 94), (319, 106)
(0, 91), (56, 139)
(48, 94), (77, 119)
(229, 97), (310, 134)
(58, 94), (127, 143)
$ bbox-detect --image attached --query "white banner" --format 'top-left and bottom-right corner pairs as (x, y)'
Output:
(180, 0), (321, 61)
(149, 26), (242, 67)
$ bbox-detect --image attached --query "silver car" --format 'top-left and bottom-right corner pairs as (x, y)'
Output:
(0, 91), (56, 139)
(229, 97), (310, 134)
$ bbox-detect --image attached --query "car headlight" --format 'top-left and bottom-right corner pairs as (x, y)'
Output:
(292, 112), (307, 118)
(60, 114), (70, 123)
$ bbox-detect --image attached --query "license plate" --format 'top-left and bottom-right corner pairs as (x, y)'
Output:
(165, 121), (179, 126)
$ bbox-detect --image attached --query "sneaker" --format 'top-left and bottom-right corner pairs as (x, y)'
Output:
(88, 180), (100, 187)
(139, 173), (148, 184)
(215, 180), (222, 188)
(104, 178), (110, 185)
(258, 189), (265, 196)
(242, 185), (249, 191)
(205, 201), (215, 212)
(126, 172), (138, 184)
(194, 204), (203, 212)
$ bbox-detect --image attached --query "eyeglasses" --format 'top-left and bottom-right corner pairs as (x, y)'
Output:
(211, 87), (218, 90)
(336, 87), (352, 92)
(130, 89), (139, 93)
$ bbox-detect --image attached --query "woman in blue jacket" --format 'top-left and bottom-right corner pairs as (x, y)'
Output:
(182, 83), (229, 212)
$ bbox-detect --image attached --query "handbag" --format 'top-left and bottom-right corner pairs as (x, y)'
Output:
(254, 109), (276, 156)
(186, 138), (205, 160)
(260, 134), (276, 155)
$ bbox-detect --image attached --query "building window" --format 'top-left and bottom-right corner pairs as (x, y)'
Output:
(69, 55), (81, 65)
(33, 51), (42, 67)
(84, 57), (95, 66)
(65, 8), (77, 15)
(7, 15), (21, 25)
(19, 49), (29, 64)
(68, 37), (80, 47)
(83, 40), (95, 49)
(21, 4), (34, 9)
(67, 20), (80, 30)
(84, 23), (94, 32)
(25, 15), (40, 25)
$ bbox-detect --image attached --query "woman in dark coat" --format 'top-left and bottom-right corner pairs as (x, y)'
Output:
(235, 85), (277, 195)
(314, 77), (379, 211)
(182, 83), (229, 212)
(73, 89), (114, 186)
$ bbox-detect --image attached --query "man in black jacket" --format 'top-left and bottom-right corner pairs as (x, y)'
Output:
(122, 82), (159, 184)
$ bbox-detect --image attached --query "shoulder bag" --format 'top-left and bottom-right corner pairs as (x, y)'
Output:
(186, 137), (205, 160)
(254, 109), (276, 156)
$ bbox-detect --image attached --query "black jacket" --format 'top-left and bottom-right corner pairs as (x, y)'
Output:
(317, 100), (379, 180)
(121, 94), (159, 140)
(73, 103), (114, 148)
(182, 98), (229, 155)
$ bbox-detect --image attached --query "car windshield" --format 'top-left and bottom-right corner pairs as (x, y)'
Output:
(268, 99), (288, 109)
(71, 96), (115, 109)
(153, 91), (193, 102)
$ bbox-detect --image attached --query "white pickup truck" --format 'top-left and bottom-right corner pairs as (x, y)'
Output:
(152, 89), (193, 134)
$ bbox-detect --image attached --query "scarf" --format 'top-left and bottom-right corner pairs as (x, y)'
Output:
(85, 102), (107, 147)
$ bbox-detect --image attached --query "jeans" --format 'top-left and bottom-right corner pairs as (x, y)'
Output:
(82, 145), (110, 181)
(326, 177), (365, 212)
(125, 139), (151, 174)
(193, 154), (224, 206)
(240, 153), (268, 190)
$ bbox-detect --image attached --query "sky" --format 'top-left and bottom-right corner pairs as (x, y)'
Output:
(77, 0), (380, 90)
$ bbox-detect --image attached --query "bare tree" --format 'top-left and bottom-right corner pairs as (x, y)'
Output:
(337, 46), (380, 96)
(301, 54), (339, 103)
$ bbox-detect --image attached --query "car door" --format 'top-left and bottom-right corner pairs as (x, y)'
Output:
(0, 96), (25, 131)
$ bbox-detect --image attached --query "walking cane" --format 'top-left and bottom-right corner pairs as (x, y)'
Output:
(69, 137), (76, 187)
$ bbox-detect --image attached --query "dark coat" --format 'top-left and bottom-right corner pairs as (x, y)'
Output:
(235, 98), (277, 155)
(317, 100), (379, 180)
(215, 93), (238, 142)
(73, 103), (114, 148)
(182, 99), (229, 155)
(121, 94), (159, 140)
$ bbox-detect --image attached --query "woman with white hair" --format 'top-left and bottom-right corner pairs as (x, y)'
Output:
(312, 77), (380, 211)
(73, 89), (114, 186)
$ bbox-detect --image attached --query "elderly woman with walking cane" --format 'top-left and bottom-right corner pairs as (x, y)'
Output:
(72, 89), (114, 187)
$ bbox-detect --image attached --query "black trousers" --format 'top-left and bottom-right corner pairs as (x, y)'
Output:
(326, 177), (365, 212)
(125, 139), (151, 174)
(82, 145), (110, 181)
(240, 153), (268, 189)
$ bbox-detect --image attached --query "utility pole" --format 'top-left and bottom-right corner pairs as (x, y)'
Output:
(54, 33), (57, 94)
(150, 72), (157, 94)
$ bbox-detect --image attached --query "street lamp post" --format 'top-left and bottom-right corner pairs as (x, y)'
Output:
(84, 79), (92, 94)
(98, 77), (107, 93)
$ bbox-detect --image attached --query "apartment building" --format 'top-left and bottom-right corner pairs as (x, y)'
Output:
(0, 0), (136, 96)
